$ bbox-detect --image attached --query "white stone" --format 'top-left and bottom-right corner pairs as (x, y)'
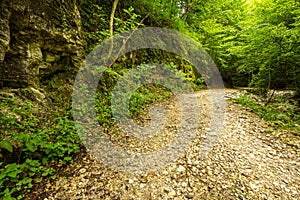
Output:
(177, 165), (186, 173)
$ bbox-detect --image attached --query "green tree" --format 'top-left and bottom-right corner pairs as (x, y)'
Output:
(235, 0), (300, 95)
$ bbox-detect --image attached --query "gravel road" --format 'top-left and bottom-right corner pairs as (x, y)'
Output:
(36, 89), (300, 200)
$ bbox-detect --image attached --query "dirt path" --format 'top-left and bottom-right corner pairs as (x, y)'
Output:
(38, 89), (299, 200)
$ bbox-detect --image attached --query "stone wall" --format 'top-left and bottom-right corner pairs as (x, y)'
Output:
(0, 0), (84, 88)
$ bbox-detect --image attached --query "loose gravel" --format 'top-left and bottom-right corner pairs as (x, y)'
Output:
(34, 90), (299, 200)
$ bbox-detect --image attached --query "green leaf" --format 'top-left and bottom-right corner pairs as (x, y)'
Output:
(5, 163), (18, 172)
(7, 171), (19, 178)
(35, 177), (43, 183)
(51, 175), (57, 180)
(42, 157), (48, 165)
(0, 140), (13, 152)
(25, 141), (38, 152)
(3, 188), (16, 200)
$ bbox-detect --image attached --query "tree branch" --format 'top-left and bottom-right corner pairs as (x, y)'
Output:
(108, 0), (119, 58)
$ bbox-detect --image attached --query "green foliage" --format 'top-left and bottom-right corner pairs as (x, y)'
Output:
(95, 84), (173, 129)
(81, 2), (144, 53)
(0, 139), (13, 153)
(179, 0), (249, 86)
(128, 84), (173, 118)
(235, 94), (300, 134)
(80, 2), (110, 52)
(177, 0), (299, 93)
(0, 159), (43, 200)
(114, 7), (143, 32)
(94, 62), (201, 130)
(80, 0), (299, 93)
(0, 98), (81, 199)
(120, 0), (186, 29)
(230, 0), (300, 92)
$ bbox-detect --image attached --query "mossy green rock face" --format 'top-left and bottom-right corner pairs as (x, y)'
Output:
(0, 0), (84, 88)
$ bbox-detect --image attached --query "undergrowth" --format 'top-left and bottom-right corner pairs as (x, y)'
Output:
(95, 63), (202, 130)
(0, 98), (81, 199)
(234, 93), (300, 135)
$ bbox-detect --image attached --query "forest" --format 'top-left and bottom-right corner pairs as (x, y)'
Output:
(0, 0), (299, 199)
(81, 0), (300, 93)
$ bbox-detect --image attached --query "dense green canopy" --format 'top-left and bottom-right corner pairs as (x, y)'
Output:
(82, 0), (300, 96)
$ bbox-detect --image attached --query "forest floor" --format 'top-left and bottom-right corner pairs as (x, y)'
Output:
(33, 89), (300, 200)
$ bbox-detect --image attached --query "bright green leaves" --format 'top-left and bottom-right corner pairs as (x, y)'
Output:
(236, 0), (300, 94)
(0, 98), (81, 199)
(25, 141), (38, 153)
(0, 159), (44, 200)
(0, 140), (13, 153)
(179, 0), (299, 91)
(80, 0), (299, 92)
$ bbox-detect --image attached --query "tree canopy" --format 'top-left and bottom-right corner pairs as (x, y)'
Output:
(81, 0), (299, 96)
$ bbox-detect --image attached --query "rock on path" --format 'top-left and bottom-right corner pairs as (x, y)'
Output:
(36, 90), (299, 200)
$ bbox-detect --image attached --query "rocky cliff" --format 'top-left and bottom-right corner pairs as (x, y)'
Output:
(0, 0), (84, 89)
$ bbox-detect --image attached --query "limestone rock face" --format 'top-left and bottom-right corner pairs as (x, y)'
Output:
(0, 0), (84, 88)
